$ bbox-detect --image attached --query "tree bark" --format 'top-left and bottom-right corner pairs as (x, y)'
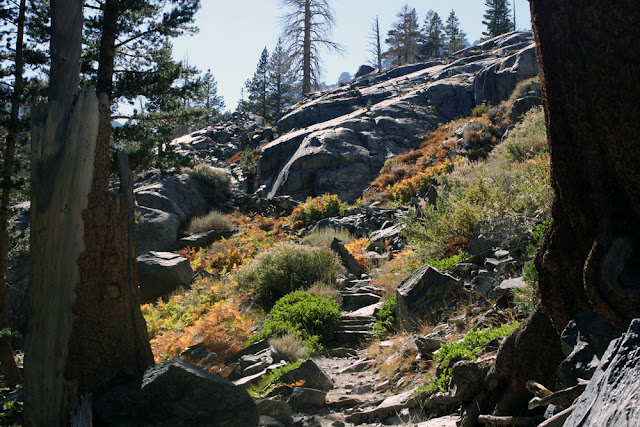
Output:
(530, 1), (640, 331)
(25, 0), (153, 424)
(0, 0), (26, 390)
(302, 0), (311, 94)
(96, 0), (119, 98)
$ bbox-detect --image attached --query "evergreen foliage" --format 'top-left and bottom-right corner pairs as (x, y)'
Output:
(482, 0), (513, 39)
(445, 10), (466, 54)
(239, 47), (270, 119)
(267, 38), (298, 122)
(421, 10), (445, 59)
(385, 4), (421, 66)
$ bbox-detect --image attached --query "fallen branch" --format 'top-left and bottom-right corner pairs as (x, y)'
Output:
(528, 380), (588, 410)
(477, 415), (544, 426)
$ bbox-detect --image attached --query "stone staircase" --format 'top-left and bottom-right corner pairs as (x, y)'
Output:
(335, 278), (384, 345)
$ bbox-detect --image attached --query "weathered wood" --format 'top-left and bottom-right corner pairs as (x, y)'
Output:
(528, 381), (587, 410)
(48, 0), (83, 106)
(526, 380), (553, 398)
(538, 404), (576, 427)
(26, 88), (101, 426)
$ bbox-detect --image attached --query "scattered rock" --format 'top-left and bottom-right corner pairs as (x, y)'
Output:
(94, 359), (258, 426)
(287, 387), (327, 410)
(330, 238), (362, 277)
(137, 251), (194, 303)
(256, 398), (292, 424)
(396, 265), (475, 328)
(281, 360), (334, 391)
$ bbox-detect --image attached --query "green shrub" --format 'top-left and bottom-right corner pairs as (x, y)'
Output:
(239, 147), (257, 175)
(301, 227), (356, 248)
(403, 108), (551, 260)
(247, 360), (303, 399)
(373, 295), (396, 338)
(236, 243), (344, 309)
(471, 104), (489, 117)
(415, 322), (519, 395)
(248, 291), (341, 354)
(508, 77), (538, 105)
(425, 251), (470, 271)
(292, 193), (346, 222)
(186, 163), (231, 202)
(187, 210), (234, 234)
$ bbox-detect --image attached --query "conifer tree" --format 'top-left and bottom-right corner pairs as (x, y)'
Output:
(421, 10), (445, 59)
(385, 4), (421, 66)
(267, 38), (298, 122)
(445, 10), (466, 54)
(482, 0), (513, 39)
(239, 47), (270, 119)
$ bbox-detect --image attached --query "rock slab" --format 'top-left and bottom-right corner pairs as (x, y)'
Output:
(94, 359), (259, 426)
(564, 318), (640, 427)
(137, 251), (194, 303)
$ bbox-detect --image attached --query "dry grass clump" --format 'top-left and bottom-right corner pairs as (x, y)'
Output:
(186, 163), (232, 202)
(371, 249), (422, 296)
(187, 210), (234, 234)
(367, 332), (420, 381)
(301, 227), (356, 248)
(269, 331), (309, 362)
(307, 282), (343, 306)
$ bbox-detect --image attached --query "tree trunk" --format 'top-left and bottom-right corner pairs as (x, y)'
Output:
(97, 0), (119, 98)
(530, 0), (640, 331)
(302, 0), (312, 94)
(24, 0), (153, 424)
(0, 0), (26, 390)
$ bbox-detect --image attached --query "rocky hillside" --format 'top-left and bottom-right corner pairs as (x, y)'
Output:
(258, 32), (538, 202)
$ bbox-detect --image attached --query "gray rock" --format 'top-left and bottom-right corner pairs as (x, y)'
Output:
(281, 360), (334, 391)
(330, 238), (362, 277)
(396, 265), (474, 328)
(136, 206), (181, 254)
(175, 229), (232, 251)
(490, 276), (527, 297)
(564, 319), (640, 427)
(256, 398), (292, 424)
(355, 64), (375, 78)
(137, 251), (194, 303)
(466, 216), (531, 256)
(473, 43), (539, 106)
(135, 174), (208, 222)
(93, 359), (259, 427)
(511, 95), (542, 118)
(556, 311), (622, 390)
(287, 387), (327, 410)
(415, 335), (444, 356)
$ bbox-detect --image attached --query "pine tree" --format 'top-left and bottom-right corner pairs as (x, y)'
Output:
(421, 10), (445, 59)
(482, 0), (513, 39)
(239, 47), (271, 119)
(385, 4), (421, 66)
(445, 10), (466, 54)
(267, 38), (298, 122)
(280, 0), (342, 95)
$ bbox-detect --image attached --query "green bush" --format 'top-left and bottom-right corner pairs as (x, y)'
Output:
(186, 163), (231, 202)
(247, 360), (303, 399)
(415, 322), (519, 395)
(425, 251), (470, 271)
(248, 291), (341, 354)
(292, 193), (346, 222)
(403, 108), (551, 260)
(236, 243), (344, 309)
(373, 295), (396, 338)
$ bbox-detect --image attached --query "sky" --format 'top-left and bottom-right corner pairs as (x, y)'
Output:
(171, 1), (532, 111)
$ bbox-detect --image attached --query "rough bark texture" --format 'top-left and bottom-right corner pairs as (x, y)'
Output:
(0, 0), (26, 390)
(530, 0), (640, 331)
(25, 0), (153, 424)
(302, 0), (311, 94)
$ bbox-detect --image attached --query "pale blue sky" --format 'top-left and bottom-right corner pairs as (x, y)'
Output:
(172, 1), (532, 110)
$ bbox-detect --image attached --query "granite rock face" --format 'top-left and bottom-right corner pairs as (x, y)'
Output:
(259, 32), (538, 202)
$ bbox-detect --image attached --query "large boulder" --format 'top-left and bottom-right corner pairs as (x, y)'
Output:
(281, 360), (334, 391)
(136, 206), (181, 254)
(564, 319), (640, 426)
(134, 174), (208, 222)
(137, 251), (194, 303)
(395, 265), (474, 328)
(94, 359), (259, 426)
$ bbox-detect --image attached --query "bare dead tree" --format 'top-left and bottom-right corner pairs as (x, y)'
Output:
(280, 0), (343, 95)
(368, 16), (382, 70)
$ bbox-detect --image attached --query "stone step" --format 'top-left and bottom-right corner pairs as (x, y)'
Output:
(340, 314), (376, 322)
(335, 330), (374, 345)
(341, 292), (382, 309)
(336, 324), (374, 332)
